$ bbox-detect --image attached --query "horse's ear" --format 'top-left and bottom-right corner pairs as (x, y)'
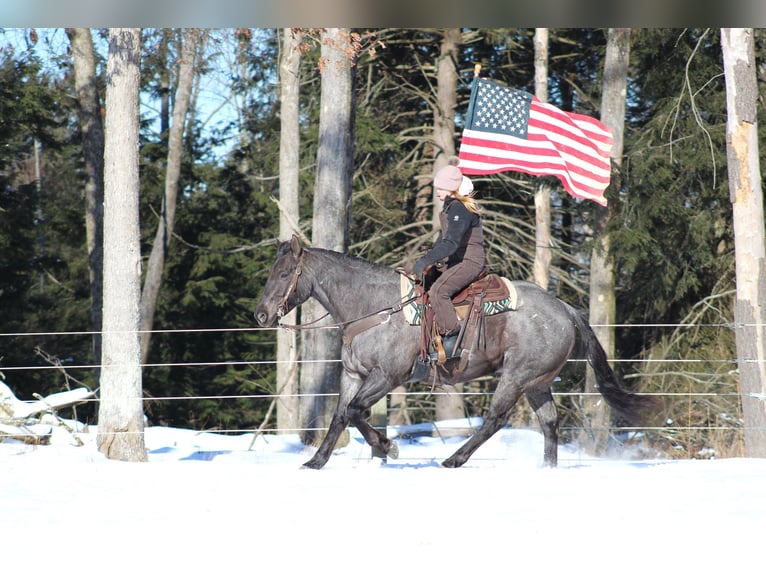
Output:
(290, 234), (303, 258)
(276, 238), (290, 257)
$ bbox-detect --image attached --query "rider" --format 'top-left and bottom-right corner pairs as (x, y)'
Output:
(412, 156), (485, 347)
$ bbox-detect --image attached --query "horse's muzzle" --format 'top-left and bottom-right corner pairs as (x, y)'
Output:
(254, 306), (273, 327)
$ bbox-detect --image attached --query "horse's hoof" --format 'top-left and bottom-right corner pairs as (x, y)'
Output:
(301, 458), (325, 470)
(387, 441), (399, 460)
(441, 457), (461, 468)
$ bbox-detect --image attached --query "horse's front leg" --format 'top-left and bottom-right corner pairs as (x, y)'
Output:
(346, 367), (398, 460)
(302, 367), (397, 469)
(302, 410), (351, 469)
(302, 369), (361, 470)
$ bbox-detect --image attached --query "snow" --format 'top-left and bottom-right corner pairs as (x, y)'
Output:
(2, 418), (764, 573)
(1, 381), (94, 419)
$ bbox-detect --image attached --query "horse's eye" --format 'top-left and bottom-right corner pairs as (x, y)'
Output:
(279, 271), (289, 280)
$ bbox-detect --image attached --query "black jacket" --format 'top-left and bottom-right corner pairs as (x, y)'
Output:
(413, 197), (484, 274)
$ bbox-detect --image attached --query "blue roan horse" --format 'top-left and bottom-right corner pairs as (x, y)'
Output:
(255, 235), (654, 469)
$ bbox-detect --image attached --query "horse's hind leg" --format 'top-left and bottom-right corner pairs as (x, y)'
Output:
(442, 381), (524, 468)
(525, 386), (559, 467)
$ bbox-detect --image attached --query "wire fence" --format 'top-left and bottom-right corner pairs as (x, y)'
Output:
(0, 323), (756, 458)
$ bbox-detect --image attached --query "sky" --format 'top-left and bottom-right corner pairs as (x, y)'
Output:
(2, 399), (765, 574)
(1, 27), (243, 162)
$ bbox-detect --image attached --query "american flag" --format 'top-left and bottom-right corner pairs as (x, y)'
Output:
(458, 78), (613, 206)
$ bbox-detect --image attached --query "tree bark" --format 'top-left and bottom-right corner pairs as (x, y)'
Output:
(432, 28), (465, 430)
(431, 28), (460, 223)
(581, 28), (630, 455)
(98, 28), (146, 462)
(66, 27), (105, 377)
(300, 28), (355, 446)
(276, 28), (302, 434)
(721, 27), (766, 457)
(139, 28), (200, 363)
(532, 27), (552, 290)
(158, 29), (171, 146)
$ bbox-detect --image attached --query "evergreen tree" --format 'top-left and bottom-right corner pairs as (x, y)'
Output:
(0, 49), (95, 408)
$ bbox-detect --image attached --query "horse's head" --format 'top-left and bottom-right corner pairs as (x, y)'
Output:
(254, 235), (310, 327)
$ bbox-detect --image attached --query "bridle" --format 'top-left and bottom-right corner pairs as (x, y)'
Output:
(274, 252), (419, 343)
(276, 252), (303, 319)
(278, 292), (419, 344)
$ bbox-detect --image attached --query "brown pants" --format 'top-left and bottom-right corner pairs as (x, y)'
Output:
(429, 260), (484, 335)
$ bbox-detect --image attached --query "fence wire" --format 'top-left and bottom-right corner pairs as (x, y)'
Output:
(0, 324), (759, 458)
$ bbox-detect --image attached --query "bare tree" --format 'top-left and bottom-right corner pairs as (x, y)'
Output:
(581, 28), (630, 454)
(299, 28), (356, 446)
(721, 27), (766, 457)
(532, 28), (552, 290)
(139, 28), (201, 362)
(431, 28), (460, 224)
(98, 28), (146, 462)
(432, 28), (465, 427)
(66, 27), (104, 375)
(276, 28), (303, 433)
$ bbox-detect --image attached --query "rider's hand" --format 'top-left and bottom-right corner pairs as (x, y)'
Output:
(412, 259), (426, 278)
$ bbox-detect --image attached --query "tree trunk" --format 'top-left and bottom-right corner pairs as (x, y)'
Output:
(721, 28), (766, 457)
(139, 28), (200, 363)
(276, 28), (302, 434)
(300, 28), (355, 446)
(581, 28), (630, 455)
(66, 28), (105, 375)
(532, 27), (552, 290)
(432, 28), (465, 430)
(159, 30), (171, 146)
(98, 28), (146, 462)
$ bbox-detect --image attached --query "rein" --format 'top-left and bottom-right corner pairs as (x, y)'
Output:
(278, 295), (419, 345)
(275, 248), (419, 344)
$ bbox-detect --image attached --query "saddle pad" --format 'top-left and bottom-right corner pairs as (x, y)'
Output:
(399, 273), (518, 326)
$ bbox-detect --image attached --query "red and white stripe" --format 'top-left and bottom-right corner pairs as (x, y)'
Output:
(459, 96), (614, 206)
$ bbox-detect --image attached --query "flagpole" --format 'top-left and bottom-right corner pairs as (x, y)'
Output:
(459, 66), (482, 170)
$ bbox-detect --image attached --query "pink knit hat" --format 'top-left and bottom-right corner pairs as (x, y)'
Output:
(433, 157), (463, 192)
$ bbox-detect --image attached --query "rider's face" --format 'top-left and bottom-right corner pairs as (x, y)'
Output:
(435, 187), (453, 201)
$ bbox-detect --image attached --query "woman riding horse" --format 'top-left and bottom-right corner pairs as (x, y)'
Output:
(254, 236), (656, 470)
(412, 157), (485, 348)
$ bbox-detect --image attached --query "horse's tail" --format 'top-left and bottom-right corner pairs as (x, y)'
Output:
(567, 305), (657, 425)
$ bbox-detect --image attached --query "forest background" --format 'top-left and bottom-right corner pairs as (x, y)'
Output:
(0, 28), (760, 459)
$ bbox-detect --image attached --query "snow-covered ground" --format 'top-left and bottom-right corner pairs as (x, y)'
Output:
(2, 417), (764, 573)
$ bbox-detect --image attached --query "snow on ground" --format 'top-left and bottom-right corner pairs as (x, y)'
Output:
(1, 418), (764, 573)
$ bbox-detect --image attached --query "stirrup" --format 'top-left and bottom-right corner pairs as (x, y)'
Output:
(431, 333), (459, 361)
(405, 357), (431, 383)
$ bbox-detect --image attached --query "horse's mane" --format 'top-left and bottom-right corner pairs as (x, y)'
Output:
(307, 246), (398, 277)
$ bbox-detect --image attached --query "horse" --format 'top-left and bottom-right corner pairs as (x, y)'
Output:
(254, 235), (655, 469)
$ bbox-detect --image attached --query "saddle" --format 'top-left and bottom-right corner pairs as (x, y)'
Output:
(399, 270), (518, 382)
(399, 271), (517, 327)
(453, 273), (514, 312)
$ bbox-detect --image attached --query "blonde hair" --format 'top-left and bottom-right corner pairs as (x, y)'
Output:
(448, 191), (480, 214)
